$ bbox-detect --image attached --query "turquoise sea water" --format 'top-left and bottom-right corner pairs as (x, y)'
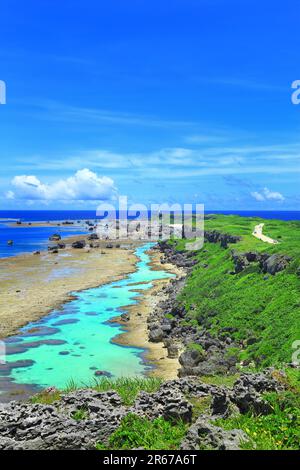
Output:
(0, 244), (173, 393)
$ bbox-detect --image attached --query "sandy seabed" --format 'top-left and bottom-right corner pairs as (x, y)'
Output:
(0, 235), (182, 380)
(0, 237), (138, 339)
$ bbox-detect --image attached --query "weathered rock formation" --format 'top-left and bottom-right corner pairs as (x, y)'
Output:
(204, 230), (241, 249)
(181, 417), (248, 450)
(72, 240), (86, 249)
(231, 250), (291, 275)
(49, 234), (61, 241)
(88, 233), (99, 241)
(0, 370), (285, 450)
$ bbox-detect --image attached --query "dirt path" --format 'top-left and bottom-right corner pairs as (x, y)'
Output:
(252, 223), (279, 244)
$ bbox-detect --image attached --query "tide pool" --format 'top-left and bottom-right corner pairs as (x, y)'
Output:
(1, 244), (173, 392)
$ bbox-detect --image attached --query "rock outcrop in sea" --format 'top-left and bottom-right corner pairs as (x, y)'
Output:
(71, 240), (86, 249)
(49, 234), (61, 241)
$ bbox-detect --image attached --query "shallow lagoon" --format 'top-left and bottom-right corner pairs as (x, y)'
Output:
(1, 244), (173, 390)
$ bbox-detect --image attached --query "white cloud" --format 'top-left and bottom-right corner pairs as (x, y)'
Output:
(5, 142), (300, 181)
(6, 169), (117, 202)
(263, 187), (285, 201)
(250, 187), (285, 202)
(251, 191), (265, 202)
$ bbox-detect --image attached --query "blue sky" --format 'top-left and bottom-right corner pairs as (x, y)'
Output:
(0, 0), (299, 210)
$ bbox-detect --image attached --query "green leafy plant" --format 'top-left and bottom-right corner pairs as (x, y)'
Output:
(71, 408), (88, 421)
(187, 342), (205, 355)
(93, 377), (162, 405)
(96, 414), (187, 450)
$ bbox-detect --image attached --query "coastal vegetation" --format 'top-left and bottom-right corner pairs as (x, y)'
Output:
(96, 414), (188, 450)
(31, 377), (162, 406)
(172, 214), (300, 367)
(216, 368), (300, 450)
(27, 368), (300, 450)
(153, 213), (299, 450)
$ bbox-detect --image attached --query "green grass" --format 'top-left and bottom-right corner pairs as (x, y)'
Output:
(199, 373), (240, 387)
(189, 396), (212, 419)
(203, 214), (300, 259)
(186, 342), (205, 355)
(32, 377), (162, 406)
(71, 408), (88, 421)
(284, 367), (300, 390)
(92, 377), (162, 405)
(215, 367), (300, 450)
(64, 378), (79, 393)
(216, 392), (300, 450)
(30, 214), (300, 451)
(170, 214), (300, 367)
(165, 313), (174, 320)
(30, 368), (299, 451)
(96, 413), (188, 450)
(30, 388), (61, 404)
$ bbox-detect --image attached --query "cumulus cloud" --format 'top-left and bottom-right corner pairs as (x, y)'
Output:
(6, 169), (117, 202)
(251, 187), (285, 202)
(263, 188), (285, 201)
(251, 191), (265, 202)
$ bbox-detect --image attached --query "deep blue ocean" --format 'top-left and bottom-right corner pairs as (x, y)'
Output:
(0, 210), (299, 259)
(0, 211), (92, 258)
(1, 209), (300, 223)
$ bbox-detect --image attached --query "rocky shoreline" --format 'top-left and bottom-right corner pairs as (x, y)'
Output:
(0, 369), (287, 450)
(146, 240), (240, 378)
(146, 235), (294, 378)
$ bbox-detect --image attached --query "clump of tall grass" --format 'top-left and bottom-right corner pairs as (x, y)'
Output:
(96, 413), (187, 450)
(93, 377), (162, 405)
(32, 376), (162, 406)
(30, 388), (61, 405)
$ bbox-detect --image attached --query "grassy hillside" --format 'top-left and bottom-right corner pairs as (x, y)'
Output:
(173, 214), (300, 367)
